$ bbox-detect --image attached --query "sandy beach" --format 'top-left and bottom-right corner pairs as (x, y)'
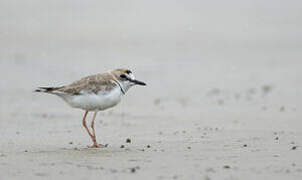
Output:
(0, 1), (302, 179)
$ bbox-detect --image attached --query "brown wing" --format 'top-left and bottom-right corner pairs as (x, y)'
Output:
(58, 73), (117, 95)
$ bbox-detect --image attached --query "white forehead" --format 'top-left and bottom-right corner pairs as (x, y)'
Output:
(128, 72), (135, 80)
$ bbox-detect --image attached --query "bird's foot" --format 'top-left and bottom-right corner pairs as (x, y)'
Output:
(88, 143), (107, 148)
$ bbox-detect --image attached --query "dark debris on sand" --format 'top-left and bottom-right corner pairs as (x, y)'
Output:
(130, 166), (140, 173)
(223, 165), (231, 169)
(291, 146), (298, 150)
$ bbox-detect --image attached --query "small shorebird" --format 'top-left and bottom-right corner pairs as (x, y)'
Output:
(35, 68), (146, 148)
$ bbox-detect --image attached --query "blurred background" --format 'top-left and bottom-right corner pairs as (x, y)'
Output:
(0, 2), (302, 179)
(0, 0), (301, 133)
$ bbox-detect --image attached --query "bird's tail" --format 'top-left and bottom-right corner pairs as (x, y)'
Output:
(34, 86), (63, 93)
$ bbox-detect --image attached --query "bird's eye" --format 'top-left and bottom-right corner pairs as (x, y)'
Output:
(126, 70), (132, 74)
(120, 74), (127, 78)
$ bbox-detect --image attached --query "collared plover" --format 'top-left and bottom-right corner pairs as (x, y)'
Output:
(35, 68), (146, 148)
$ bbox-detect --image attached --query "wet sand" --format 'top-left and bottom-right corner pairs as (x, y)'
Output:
(0, 1), (302, 180)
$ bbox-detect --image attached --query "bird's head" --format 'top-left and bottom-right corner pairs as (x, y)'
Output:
(111, 68), (146, 92)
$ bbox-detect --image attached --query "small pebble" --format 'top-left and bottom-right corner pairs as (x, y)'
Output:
(292, 146), (298, 150)
(104, 144), (109, 147)
(146, 145), (151, 148)
(187, 146), (191, 149)
(126, 138), (131, 143)
(243, 144), (247, 147)
(275, 137), (279, 140)
(130, 168), (136, 173)
(24, 150), (28, 152)
(69, 141), (73, 144)
(120, 145), (125, 148)
(223, 165), (231, 169)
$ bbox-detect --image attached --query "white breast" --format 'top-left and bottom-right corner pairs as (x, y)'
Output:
(62, 87), (123, 111)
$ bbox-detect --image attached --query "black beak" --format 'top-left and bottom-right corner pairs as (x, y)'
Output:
(130, 79), (147, 86)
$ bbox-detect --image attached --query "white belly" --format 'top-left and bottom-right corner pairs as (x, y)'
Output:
(62, 87), (123, 111)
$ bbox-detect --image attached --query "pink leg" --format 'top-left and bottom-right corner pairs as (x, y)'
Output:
(82, 111), (98, 148)
(90, 111), (101, 148)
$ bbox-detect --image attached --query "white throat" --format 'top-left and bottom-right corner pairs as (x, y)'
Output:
(113, 79), (133, 95)
(120, 80), (133, 93)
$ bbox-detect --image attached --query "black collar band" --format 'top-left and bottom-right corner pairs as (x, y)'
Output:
(113, 79), (125, 95)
